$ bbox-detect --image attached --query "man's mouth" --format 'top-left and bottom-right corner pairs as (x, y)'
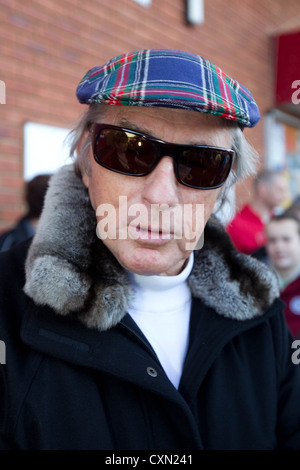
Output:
(136, 225), (173, 239)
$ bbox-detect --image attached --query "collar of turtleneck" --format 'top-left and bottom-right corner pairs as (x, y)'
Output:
(128, 252), (194, 312)
(127, 253), (194, 389)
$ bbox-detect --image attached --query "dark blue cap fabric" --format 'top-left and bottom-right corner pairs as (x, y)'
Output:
(76, 49), (260, 128)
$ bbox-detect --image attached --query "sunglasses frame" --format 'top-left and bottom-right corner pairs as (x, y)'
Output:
(91, 123), (235, 190)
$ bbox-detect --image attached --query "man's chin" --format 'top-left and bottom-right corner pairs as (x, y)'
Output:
(121, 250), (188, 277)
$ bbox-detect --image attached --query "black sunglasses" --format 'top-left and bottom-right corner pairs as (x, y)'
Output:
(91, 124), (234, 190)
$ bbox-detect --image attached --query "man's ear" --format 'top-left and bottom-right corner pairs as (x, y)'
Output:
(82, 171), (90, 189)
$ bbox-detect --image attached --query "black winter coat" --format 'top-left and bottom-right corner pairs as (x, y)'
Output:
(0, 216), (34, 253)
(1, 165), (300, 450)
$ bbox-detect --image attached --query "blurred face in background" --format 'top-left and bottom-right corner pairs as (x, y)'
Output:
(258, 174), (288, 210)
(266, 218), (300, 275)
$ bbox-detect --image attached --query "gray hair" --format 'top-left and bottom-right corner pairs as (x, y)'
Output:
(67, 104), (260, 211)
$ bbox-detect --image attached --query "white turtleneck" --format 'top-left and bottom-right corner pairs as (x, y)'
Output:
(127, 253), (194, 389)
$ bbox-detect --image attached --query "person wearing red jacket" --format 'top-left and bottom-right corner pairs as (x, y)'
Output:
(226, 169), (288, 255)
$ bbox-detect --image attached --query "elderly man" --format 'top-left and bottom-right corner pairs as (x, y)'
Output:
(0, 49), (299, 450)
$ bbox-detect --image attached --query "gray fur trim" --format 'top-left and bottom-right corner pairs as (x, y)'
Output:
(24, 164), (280, 331)
(189, 234), (279, 321)
(24, 165), (134, 330)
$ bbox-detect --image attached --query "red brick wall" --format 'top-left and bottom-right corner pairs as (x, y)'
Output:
(0, 0), (299, 230)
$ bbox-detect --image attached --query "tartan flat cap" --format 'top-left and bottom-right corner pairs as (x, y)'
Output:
(76, 49), (260, 128)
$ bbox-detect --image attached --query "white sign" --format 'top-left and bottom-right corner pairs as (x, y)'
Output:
(24, 122), (72, 181)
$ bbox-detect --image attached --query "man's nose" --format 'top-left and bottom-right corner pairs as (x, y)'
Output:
(141, 156), (180, 206)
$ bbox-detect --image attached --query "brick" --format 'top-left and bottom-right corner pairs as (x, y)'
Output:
(0, 0), (300, 226)
(0, 160), (22, 172)
(0, 209), (23, 222)
(0, 193), (19, 204)
(2, 177), (25, 189)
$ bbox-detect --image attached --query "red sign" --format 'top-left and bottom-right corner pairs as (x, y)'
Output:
(275, 30), (300, 105)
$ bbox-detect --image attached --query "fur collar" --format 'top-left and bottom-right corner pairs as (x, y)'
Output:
(24, 165), (279, 331)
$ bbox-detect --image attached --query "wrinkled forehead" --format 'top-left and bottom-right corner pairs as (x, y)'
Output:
(90, 104), (236, 147)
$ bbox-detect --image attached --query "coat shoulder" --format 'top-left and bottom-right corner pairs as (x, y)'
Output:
(0, 238), (33, 332)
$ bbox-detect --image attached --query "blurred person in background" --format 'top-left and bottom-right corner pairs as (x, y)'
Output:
(284, 194), (300, 220)
(226, 169), (288, 255)
(0, 173), (51, 253)
(0, 49), (300, 450)
(266, 212), (300, 339)
(251, 193), (300, 265)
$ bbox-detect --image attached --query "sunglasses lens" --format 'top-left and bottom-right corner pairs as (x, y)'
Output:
(178, 149), (232, 189)
(94, 128), (157, 176)
(93, 125), (233, 189)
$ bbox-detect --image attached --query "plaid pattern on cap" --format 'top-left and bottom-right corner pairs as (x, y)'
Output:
(76, 49), (260, 128)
